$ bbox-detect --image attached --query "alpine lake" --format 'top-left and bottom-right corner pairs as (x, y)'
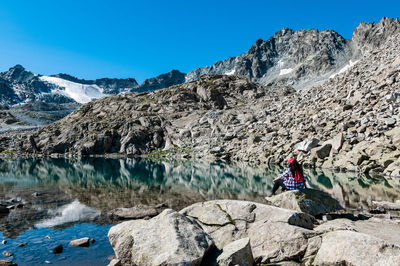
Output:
(0, 157), (399, 265)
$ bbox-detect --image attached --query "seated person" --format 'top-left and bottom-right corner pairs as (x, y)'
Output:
(269, 157), (306, 196)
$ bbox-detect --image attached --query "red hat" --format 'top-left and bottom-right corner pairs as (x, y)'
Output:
(287, 157), (296, 164)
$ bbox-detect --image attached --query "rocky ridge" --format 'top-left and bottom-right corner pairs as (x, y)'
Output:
(186, 17), (400, 89)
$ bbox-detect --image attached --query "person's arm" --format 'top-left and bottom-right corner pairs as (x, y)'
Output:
(275, 169), (288, 182)
(273, 176), (281, 182)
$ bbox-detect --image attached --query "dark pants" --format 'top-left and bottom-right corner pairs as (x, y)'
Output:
(271, 179), (287, 195)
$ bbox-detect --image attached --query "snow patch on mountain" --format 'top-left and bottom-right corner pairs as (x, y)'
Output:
(225, 69), (236, 76)
(329, 60), (359, 79)
(279, 68), (294, 76)
(39, 76), (108, 103)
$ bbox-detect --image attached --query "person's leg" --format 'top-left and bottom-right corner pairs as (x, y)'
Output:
(270, 179), (286, 196)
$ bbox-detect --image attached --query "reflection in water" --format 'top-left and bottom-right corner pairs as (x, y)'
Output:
(0, 157), (399, 230)
(35, 200), (101, 228)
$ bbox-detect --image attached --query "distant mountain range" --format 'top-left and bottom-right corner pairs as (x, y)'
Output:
(0, 65), (186, 106)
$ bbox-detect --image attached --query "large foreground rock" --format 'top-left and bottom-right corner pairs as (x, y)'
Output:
(180, 200), (316, 263)
(266, 189), (342, 216)
(108, 209), (213, 266)
(314, 230), (400, 265)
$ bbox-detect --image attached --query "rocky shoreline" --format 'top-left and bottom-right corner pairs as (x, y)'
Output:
(107, 190), (400, 265)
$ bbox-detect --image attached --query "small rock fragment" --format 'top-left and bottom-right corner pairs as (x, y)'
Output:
(69, 237), (90, 247)
(2, 251), (13, 257)
(17, 242), (27, 247)
(53, 244), (63, 254)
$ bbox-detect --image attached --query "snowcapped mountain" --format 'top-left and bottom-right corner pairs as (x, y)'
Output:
(0, 65), (186, 106)
(39, 76), (108, 104)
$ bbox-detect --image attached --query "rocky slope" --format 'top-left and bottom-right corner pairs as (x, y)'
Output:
(186, 17), (400, 89)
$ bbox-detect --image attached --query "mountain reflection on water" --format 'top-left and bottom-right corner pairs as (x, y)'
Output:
(0, 157), (399, 236)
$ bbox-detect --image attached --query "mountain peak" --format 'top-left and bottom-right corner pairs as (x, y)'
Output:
(11, 64), (26, 70)
(353, 17), (400, 55)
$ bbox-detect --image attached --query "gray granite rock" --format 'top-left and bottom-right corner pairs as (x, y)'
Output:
(69, 237), (90, 247)
(266, 189), (342, 216)
(216, 238), (254, 266)
(108, 209), (213, 266)
(313, 230), (400, 265)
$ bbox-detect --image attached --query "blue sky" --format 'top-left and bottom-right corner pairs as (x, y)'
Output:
(0, 0), (398, 82)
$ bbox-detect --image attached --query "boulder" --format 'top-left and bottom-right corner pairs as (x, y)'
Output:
(108, 209), (213, 266)
(248, 220), (317, 264)
(295, 138), (320, 153)
(216, 238), (254, 266)
(313, 230), (400, 265)
(266, 189), (342, 216)
(108, 206), (159, 220)
(315, 143), (332, 159)
(69, 237), (90, 247)
(180, 200), (316, 263)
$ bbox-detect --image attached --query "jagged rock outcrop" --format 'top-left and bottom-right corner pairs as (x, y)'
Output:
(353, 17), (400, 57)
(186, 17), (400, 89)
